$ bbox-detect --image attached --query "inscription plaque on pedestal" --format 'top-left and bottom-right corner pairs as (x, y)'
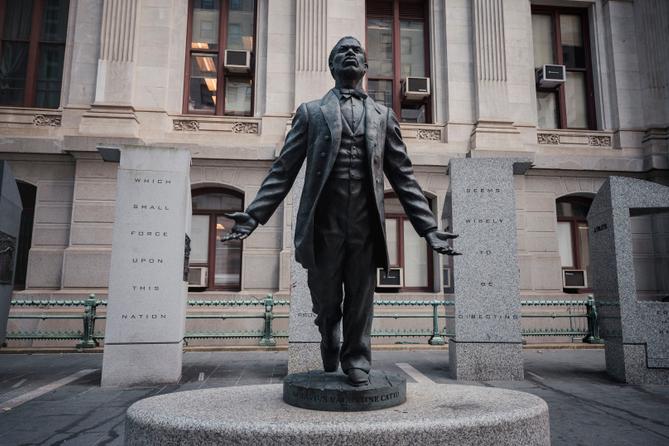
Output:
(101, 146), (192, 387)
(445, 158), (530, 381)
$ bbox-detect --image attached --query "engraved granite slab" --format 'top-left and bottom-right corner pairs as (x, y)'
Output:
(0, 161), (22, 345)
(287, 166), (322, 373)
(588, 176), (669, 384)
(101, 146), (192, 387)
(445, 158), (530, 381)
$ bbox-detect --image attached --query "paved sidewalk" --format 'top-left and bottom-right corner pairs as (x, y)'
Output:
(1, 348), (668, 445)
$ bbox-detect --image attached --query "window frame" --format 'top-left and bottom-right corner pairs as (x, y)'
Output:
(191, 187), (244, 291)
(532, 5), (596, 130)
(0, 0), (68, 109)
(382, 192), (434, 292)
(556, 196), (593, 291)
(365, 0), (432, 123)
(183, 0), (257, 116)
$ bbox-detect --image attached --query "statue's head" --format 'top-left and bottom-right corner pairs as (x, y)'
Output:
(328, 36), (368, 84)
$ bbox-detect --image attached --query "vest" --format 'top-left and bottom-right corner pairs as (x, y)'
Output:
(330, 108), (367, 180)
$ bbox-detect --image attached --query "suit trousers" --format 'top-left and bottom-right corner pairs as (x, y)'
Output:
(307, 177), (377, 373)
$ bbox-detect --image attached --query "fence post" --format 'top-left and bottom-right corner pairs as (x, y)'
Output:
(259, 294), (277, 347)
(428, 302), (445, 345)
(76, 294), (99, 349)
(583, 295), (603, 344)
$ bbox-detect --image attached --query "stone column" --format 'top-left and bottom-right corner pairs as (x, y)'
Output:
(294, 0), (331, 105)
(287, 167), (322, 373)
(0, 162), (22, 345)
(101, 146), (191, 387)
(469, 0), (524, 154)
(446, 158), (530, 381)
(80, 0), (140, 137)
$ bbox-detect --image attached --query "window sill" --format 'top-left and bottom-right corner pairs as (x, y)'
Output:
(171, 115), (261, 135)
(537, 129), (612, 148)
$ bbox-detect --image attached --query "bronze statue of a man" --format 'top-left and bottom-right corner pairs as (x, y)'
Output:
(224, 36), (458, 386)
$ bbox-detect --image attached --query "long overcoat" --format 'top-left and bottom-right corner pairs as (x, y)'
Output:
(245, 89), (437, 270)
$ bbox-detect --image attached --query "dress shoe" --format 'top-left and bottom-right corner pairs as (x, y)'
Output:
(346, 368), (369, 387)
(320, 341), (340, 372)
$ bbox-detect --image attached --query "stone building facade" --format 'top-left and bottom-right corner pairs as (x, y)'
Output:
(0, 0), (667, 315)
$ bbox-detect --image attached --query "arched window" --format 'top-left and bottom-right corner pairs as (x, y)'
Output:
(190, 188), (243, 290)
(381, 192), (433, 291)
(14, 181), (36, 291)
(556, 195), (593, 291)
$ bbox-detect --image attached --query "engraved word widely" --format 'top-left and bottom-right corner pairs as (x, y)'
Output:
(465, 218), (504, 224)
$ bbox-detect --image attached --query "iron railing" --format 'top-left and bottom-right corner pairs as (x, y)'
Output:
(4, 295), (601, 349)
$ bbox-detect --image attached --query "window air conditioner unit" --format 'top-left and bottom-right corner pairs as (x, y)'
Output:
(536, 64), (566, 88)
(224, 50), (251, 73)
(188, 267), (208, 288)
(377, 267), (404, 288)
(402, 77), (430, 100)
(443, 267), (452, 289)
(562, 269), (587, 289)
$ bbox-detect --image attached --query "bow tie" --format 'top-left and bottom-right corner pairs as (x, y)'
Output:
(339, 88), (367, 100)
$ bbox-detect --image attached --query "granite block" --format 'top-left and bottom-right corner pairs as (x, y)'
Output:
(449, 340), (524, 381)
(588, 176), (669, 384)
(445, 158), (528, 380)
(101, 146), (191, 387)
(0, 162), (22, 345)
(288, 342), (322, 373)
(125, 383), (550, 446)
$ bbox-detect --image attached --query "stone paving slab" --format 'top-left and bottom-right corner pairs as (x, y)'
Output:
(0, 349), (668, 446)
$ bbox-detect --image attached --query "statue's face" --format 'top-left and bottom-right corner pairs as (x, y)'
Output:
(330, 38), (368, 83)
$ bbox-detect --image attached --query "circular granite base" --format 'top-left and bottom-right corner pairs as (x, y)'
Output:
(125, 384), (550, 446)
(283, 370), (406, 411)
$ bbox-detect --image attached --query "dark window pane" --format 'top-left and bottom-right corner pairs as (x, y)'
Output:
(35, 44), (65, 108)
(400, 102), (426, 123)
(188, 54), (218, 113)
(560, 14), (585, 68)
(191, 0), (220, 50)
(41, 0), (69, 43)
(536, 90), (558, 129)
(214, 215), (241, 287)
(367, 18), (393, 77)
(532, 14), (554, 67)
(224, 78), (252, 115)
(226, 0), (254, 50)
(2, 0), (33, 40)
(0, 41), (29, 106)
(368, 79), (393, 108)
(565, 71), (588, 128)
(192, 192), (243, 211)
(400, 19), (424, 77)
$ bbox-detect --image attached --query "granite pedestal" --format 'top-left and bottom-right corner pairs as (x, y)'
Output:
(445, 158), (530, 381)
(125, 383), (550, 446)
(101, 146), (192, 387)
(287, 166), (323, 373)
(588, 176), (669, 384)
(0, 162), (22, 346)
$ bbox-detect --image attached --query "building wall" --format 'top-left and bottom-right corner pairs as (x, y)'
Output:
(0, 0), (667, 300)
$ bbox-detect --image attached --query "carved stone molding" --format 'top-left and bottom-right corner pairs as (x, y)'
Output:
(417, 129), (442, 141)
(232, 122), (259, 134)
(173, 120), (200, 131)
(537, 132), (612, 147)
(588, 135), (612, 147)
(537, 133), (560, 145)
(33, 114), (62, 127)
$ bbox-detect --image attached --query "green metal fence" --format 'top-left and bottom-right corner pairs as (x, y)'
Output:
(4, 294), (601, 349)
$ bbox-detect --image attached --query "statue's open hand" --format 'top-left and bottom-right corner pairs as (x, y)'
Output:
(425, 230), (461, 256)
(221, 212), (258, 242)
